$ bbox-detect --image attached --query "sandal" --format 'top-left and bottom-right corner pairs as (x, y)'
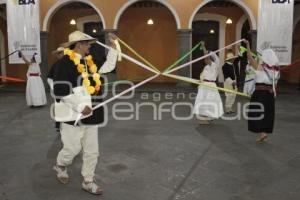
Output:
(256, 135), (268, 143)
(82, 181), (103, 195)
(53, 165), (69, 184)
(199, 120), (210, 125)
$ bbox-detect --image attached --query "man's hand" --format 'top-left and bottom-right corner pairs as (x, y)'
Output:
(108, 33), (117, 49)
(81, 106), (92, 116)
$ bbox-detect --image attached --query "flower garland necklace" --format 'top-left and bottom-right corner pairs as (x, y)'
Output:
(64, 48), (101, 94)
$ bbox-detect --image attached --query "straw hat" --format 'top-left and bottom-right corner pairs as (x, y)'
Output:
(60, 31), (97, 48)
(51, 47), (64, 55)
(225, 52), (237, 61)
(261, 48), (279, 66)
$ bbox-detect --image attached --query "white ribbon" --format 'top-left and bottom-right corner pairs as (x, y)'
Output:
(95, 40), (159, 75)
(74, 74), (159, 125)
(83, 33), (159, 74)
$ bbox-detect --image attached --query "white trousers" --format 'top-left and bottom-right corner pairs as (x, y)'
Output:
(57, 123), (99, 182)
(224, 83), (237, 112)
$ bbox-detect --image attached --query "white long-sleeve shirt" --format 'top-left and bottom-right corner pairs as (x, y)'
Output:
(200, 52), (220, 81)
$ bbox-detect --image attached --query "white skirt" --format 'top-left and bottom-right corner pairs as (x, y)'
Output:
(193, 82), (224, 119)
(26, 76), (47, 106)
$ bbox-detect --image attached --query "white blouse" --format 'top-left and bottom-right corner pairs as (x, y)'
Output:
(26, 63), (41, 77)
(200, 52), (220, 81)
(255, 65), (280, 85)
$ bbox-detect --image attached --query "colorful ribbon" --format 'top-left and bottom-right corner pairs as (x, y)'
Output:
(117, 37), (160, 73)
(162, 73), (250, 98)
(165, 39), (244, 74)
(95, 40), (159, 75)
(163, 41), (202, 73)
(0, 76), (25, 82)
(0, 50), (18, 61)
(72, 36), (250, 125)
(74, 74), (159, 125)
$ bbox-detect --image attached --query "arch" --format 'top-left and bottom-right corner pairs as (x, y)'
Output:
(42, 0), (106, 32)
(76, 14), (101, 32)
(188, 0), (257, 30)
(192, 13), (226, 82)
(113, 0), (181, 29)
(235, 14), (248, 53)
(0, 29), (7, 81)
(236, 15), (248, 42)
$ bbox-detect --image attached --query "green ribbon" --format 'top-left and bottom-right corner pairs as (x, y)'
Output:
(163, 41), (203, 73)
(104, 42), (204, 86)
(239, 46), (259, 59)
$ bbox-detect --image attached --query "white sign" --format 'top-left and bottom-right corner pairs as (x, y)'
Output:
(7, 0), (41, 64)
(257, 0), (294, 65)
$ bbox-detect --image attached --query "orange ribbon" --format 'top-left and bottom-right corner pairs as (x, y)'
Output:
(0, 76), (26, 82)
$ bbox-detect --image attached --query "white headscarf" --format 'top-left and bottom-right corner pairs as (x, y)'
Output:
(261, 49), (279, 66)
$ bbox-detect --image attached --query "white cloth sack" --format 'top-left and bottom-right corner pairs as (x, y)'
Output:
(54, 86), (92, 122)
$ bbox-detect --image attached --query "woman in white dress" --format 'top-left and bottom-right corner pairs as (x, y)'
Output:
(193, 44), (224, 125)
(20, 51), (47, 107)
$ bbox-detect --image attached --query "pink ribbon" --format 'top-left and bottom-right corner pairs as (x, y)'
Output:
(165, 39), (244, 74)
(74, 74), (159, 125)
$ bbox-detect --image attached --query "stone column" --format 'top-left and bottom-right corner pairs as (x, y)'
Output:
(40, 31), (49, 87)
(176, 29), (192, 87)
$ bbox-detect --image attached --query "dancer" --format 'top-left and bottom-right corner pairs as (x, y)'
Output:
(222, 50), (238, 114)
(193, 43), (224, 125)
(52, 31), (118, 194)
(245, 40), (280, 143)
(19, 51), (47, 107)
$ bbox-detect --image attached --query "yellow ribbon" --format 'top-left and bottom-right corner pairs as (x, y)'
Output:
(162, 73), (250, 98)
(116, 36), (250, 98)
(114, 40), (122, 62)
(117, 37), (160, 73)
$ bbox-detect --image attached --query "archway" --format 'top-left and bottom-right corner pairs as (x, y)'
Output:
(191, 13), (226, 79)
(42, 0), (106, 32)
(190, 0), (255, 82)
(188, 0), (256, 30)
(45, 1), (105, 68)
(114, 0), (181, 30)
(115, 0), (178, 82)
(236, 15), (248, 42)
